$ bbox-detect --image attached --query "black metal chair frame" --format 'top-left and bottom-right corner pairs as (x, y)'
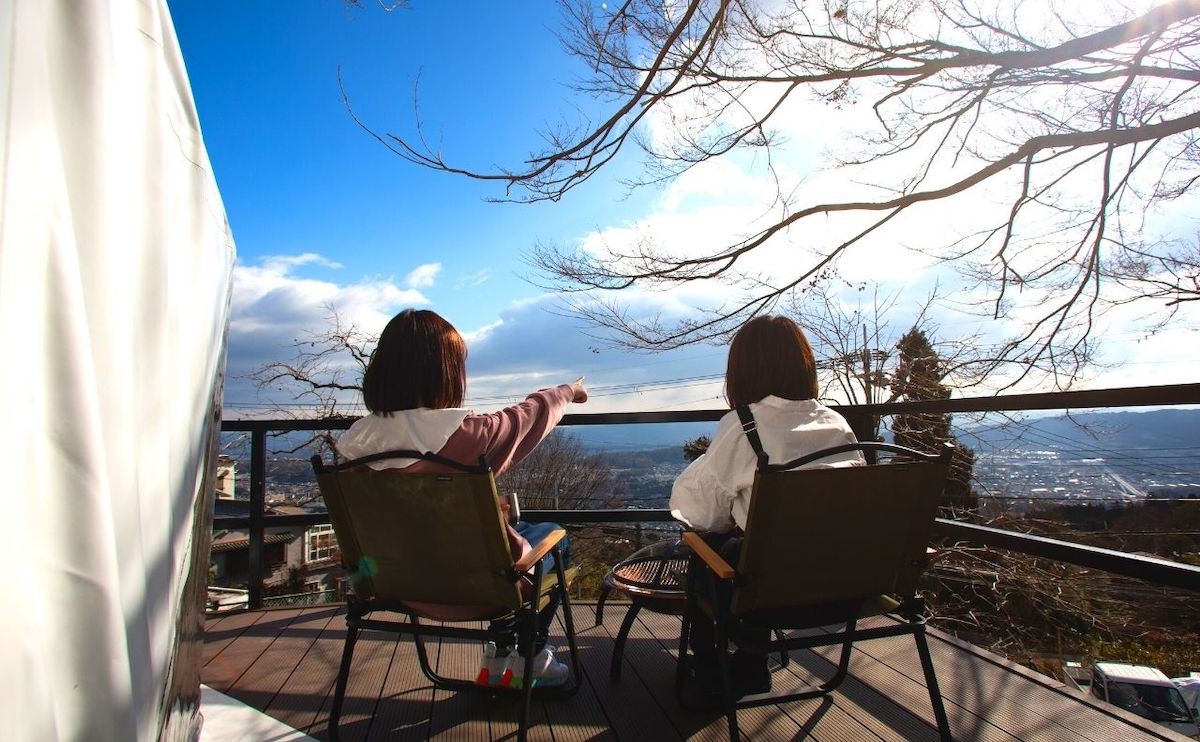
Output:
(676, 441), (955, 742)
(311, 449), (582, 742)
(595, 543), (790, 682)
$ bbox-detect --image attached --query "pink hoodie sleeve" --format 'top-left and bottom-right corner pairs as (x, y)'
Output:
(431, 384), (575, 477)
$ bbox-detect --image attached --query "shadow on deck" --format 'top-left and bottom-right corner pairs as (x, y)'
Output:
(202, 603), (1185, 741)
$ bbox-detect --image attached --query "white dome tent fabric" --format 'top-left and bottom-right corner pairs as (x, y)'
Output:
(1176, 677), (1200, 713)
(0, 1), (235, 739)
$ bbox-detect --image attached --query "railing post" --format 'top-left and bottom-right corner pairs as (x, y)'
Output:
(248, 428), (266, 609)
(837, 408), (879, 464)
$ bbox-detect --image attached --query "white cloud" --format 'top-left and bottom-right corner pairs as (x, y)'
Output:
(656, 157), (781, 213)
(225, 254), (431, 407)
(460, 293), (729, 413)
(405, 262), (442, 288)
(456, 269), (492, 289)
(224, 255), (729, 415)
(1071, 299), (1200, 391)
(259, 252), (343, 271)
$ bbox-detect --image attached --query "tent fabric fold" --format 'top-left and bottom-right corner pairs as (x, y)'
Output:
(0, 1), (235, 739)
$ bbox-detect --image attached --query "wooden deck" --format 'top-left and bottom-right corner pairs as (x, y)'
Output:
(202, 603), (1187, 741)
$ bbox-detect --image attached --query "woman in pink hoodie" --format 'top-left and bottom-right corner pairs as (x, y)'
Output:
(337, 308), (588, 685)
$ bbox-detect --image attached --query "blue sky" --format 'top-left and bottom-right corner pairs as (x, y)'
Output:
(170, 1), (1198, 416)
(171, 0), (635, 325)
(170, 1), (731, 414)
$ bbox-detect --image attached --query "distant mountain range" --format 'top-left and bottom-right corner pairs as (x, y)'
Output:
(956, 408), (1200, 455)
(563, 421), (717, 452)
(220, 408), (1200, 461)
(559, 408), (1200, 456)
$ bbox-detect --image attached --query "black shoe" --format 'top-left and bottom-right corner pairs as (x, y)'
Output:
(679, 656), (729, 712)
(732, 650), (771, 696)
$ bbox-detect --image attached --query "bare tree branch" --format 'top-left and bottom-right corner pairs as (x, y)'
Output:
(352, 0), (1200, 386)
(243, 307), (375, 452)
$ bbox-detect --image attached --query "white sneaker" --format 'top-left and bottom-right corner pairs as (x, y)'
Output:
(475, 642), (514, 687)
(529, 645), (569, 687)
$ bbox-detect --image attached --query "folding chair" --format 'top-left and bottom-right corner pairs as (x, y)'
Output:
(678, 441), (954, 741)
(310, 449), (581, 742)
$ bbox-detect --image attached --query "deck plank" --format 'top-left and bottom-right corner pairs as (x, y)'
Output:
(260, 610), (345, 734)
(840, 618), (1172, 741)
(560, 607), (679, 742)
(861, 628), (1090, 741)
(203, 608), (268, 670)
(202, 603), (1190, 741)
(223, 606), (341, 715)
(611, 608), (727, 741)
(639, 608), (913, 741)
(773, 654), (915, 741)
(540, 607), (624, 739)
(424, 631), (494, 740)
(920, 628), (1175, 741)
(362, 628), (435, 741)
(810, 617), (1172, 742)
(318, 625), (401, 741)
(636, 609), (922, 742)
(804, 626), (1019, 741)
(204, 608), (307, 694)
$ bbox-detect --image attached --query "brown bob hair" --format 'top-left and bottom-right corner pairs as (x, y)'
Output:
(725, 315), (819, 407)
(362, 309), (467, 414)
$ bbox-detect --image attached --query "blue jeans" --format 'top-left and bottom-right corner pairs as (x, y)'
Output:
(514, 520), (572, 573)
(494, 521), (570, 652)
(687, 532), (767, 673)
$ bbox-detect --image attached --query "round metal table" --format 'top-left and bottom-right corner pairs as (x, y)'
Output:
(595, 540), (691, 681)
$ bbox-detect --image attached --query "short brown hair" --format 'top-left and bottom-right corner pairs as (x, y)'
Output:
(724, 315), (819, 407)
(362, 309), (467, 413)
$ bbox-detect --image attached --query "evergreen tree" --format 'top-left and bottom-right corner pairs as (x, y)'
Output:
(682, 435), (711, 463)
(891, 329), (977, 513)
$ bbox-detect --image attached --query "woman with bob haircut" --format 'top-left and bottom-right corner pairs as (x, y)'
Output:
(337, 308), (588, 687)
(670, 314), (862, 703)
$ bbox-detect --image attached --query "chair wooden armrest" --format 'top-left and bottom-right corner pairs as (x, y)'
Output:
(681, 531), (736, 581)
(513, 527), (566, 574)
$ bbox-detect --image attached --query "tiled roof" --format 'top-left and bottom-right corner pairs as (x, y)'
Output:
(210, 532), (295, 553)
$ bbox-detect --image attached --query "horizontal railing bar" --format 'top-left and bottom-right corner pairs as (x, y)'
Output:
(215, 509), (1200, 592)
(521, 508), (677, 523)
(222, 417), (353, 433)
(220, 411), (728, 432)
(933, 519), (1200, 593)
(215, 514), (324, 529)
(561, 410), (726, 425)
(852, 382), (1200, 416)
(220, 383), (1200, 432)
(213, 509), (679, 530)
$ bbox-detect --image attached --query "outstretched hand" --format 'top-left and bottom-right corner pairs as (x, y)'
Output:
(569, 376), (588, 404)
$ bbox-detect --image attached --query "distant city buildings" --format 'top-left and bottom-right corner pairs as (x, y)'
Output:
(207, 459), (344, 612)
(208, 437), (1200, 612)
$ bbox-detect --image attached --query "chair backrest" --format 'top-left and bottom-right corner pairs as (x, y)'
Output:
(730, 443), (951, 615)
(311, 450), (523, 611)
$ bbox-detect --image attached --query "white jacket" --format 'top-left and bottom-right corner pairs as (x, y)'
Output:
(670, 396), (863, 533)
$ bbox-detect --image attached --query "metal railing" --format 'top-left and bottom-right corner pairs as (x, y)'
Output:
(216, 383), (1200, 608)
(262, 589), (339, 609)
(206, 586), (249, 613)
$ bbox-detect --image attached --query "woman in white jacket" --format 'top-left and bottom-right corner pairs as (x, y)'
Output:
(670, 315), (862, 703)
